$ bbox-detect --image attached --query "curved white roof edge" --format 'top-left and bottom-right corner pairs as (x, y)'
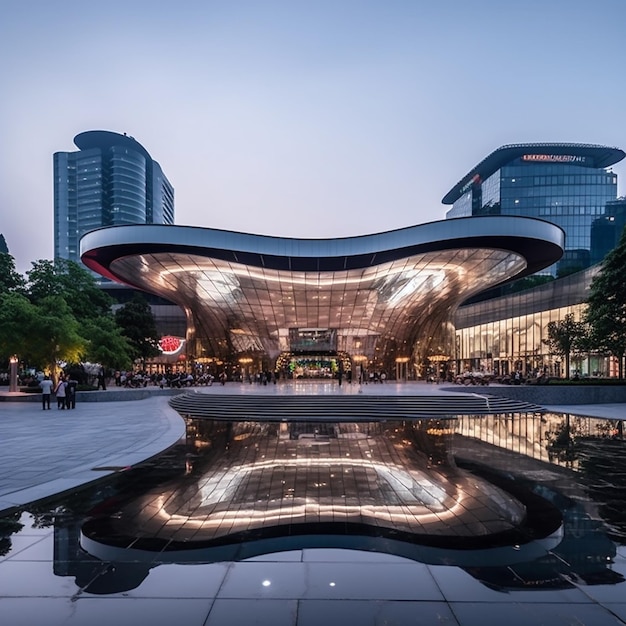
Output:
(81, 216), (564, 260)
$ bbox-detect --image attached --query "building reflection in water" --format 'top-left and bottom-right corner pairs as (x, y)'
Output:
(69, 413), (626, 593)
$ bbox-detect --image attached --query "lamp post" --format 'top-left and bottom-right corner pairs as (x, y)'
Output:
(9, 356), (18, 393)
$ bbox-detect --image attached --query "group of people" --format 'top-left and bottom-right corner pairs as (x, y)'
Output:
(39, 374), (78, 410)
(112, 370), (219, 388)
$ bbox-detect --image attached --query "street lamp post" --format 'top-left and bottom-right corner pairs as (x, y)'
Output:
(9, 356), (18, 393)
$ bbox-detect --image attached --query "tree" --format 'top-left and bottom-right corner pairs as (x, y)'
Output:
(26, 259), (113, 321)
(0, 292), (86, 376)
(114, 293), (160, 365)
(0, 253), (26, 294)
(585, 226), (626, 378)
(0, 293), (40, 363)
(31, 295), (86, 378)
(81, 316), (135, 371)
(542, 313), (586, 379)
(504, 274), (554, 295)
(0, 256), (145, 377)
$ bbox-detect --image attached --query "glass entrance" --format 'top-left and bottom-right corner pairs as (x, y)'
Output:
(276, 353), (351, 379)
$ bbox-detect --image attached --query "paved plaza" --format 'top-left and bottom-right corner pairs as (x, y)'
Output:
(1, 382), (626, 626)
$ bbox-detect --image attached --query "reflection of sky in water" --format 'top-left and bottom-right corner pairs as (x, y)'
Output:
(1, 413), (626, 624)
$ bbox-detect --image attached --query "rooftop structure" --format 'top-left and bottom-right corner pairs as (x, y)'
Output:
(443, 143), (625, 276)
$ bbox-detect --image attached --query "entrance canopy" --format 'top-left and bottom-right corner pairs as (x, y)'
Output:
(81, 216), (564, 369)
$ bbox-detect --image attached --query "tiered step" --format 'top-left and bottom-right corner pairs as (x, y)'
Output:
(168, 392), (544, 421)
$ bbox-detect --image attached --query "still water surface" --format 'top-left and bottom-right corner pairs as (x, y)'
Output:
(2, 413), (626, 625)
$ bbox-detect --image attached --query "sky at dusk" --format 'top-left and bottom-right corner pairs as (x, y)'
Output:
(2, 0), (625, 274)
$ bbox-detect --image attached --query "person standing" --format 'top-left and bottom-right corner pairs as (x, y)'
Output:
(97, 367), (107, 390)
(55, 376), (67, 409)
(39, 375), (53, 410)
(66, 375), (78, 409)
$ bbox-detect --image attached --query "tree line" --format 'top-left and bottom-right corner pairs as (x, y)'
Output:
(0, 254), (160, 381)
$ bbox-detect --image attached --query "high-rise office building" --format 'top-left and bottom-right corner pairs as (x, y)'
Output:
(54, 130), (174, 265)
(442, 143), (625, 275)
(590, 197), (626, 265)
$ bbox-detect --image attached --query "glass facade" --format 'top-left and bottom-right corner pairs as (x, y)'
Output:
(54, 131), (174, 267)
(148, 162), (175, 225)
(590, 197), (626, 265)
(444, 145), (624, 276)
(81, 218), (564, 378)
(108, 146), (147, 224)
(499, 161), (616, 274)
(454, 265), (615, 378)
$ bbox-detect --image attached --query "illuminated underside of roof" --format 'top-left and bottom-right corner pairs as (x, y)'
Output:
(81, 217), (564, 365)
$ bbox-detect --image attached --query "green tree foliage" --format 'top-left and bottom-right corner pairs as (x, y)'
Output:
(0, 293), (40, 362)
(0, 256), (142, 376)
(114, 293), (160, 364)
(81, 317), (135, 371)
(31, 295), (86, 377)
(542, 313), (586, 379)
(0, 293), (86, 376)
(26, 259), (113, 321)
(0, 234), (8, 254)
(585, 226), (626, 378)
(0, 253), (26, 294)
(504, 274), (555, 295)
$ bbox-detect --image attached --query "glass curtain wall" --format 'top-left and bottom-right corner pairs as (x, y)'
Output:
(499, 161), (617, 275)
(454, 266), (615, 379)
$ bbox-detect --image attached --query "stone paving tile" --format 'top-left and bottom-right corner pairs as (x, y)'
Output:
(0, 395), (185, 515)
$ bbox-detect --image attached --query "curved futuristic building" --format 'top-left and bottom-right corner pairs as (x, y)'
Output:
(81, 216), (564, 375)
(443, 142), (625, 275)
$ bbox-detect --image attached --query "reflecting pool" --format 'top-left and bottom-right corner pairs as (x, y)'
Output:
(2, 412), (626, 626)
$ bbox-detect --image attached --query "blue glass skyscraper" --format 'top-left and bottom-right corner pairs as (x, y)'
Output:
(54, 130), (174, 265)
(443, 143), (625, 275)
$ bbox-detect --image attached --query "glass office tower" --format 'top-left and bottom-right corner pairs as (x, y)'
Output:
(443, 143), (625, 275)
(54, 130), (175, 265)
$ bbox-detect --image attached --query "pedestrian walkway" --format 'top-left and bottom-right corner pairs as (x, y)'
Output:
(0, 395), (185, 516)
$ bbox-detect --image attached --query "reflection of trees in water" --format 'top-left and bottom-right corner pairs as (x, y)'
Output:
(545, 416), (625, 468)
(545, 414), (578, 466)
(541, 415), (626, 541)
(542, 415), (626, 541)
(575, 434), (626, 542)
(0, 511), (23, 556)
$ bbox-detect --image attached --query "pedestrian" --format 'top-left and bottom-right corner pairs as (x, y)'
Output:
(39, 375), (53, 410)
(54, 376), (67, 409)
(97, 367), (107, 390)
(66, 375), (78, 409)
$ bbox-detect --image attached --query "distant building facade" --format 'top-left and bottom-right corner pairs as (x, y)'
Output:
(54, 130), (174, 265)
(590, 197), (626, 266)
(453, 266), (610, 379)
(443, 143), (625, 276)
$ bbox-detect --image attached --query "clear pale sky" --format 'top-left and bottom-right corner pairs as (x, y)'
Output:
(2, 0), (625, 273)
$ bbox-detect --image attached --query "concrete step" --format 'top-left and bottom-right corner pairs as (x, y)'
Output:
(169, 392), (543, 421)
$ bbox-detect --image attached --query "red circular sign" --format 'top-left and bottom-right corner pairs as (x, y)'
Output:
(159, 336), (183, 354)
